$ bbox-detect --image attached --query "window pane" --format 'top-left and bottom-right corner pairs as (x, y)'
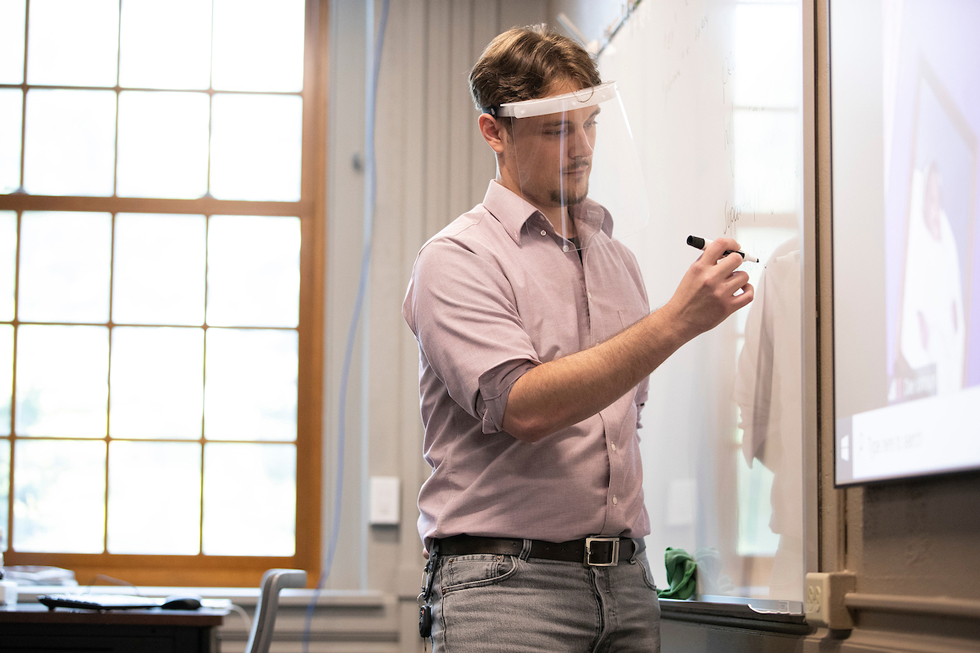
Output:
(15, 325), (108, 437)
(110, 327), (203, 439)
(113, 214), (206, 325)
(0, 0), (25, 84)
(0, 326), (11, 436)
(734, 109), (800, 213)
(734, 3), (801, 108)
(0, 439), (8, 547)
(203, 442), (295, 555)
(119, 0), (212, 90)
(108, 441), (201, 554)
(13, 439), (105, 552)
(0, 211), (14, 320)
(0, 89), (23, 194)
(117, 91), (210, 199)
(736, 452), (780, 556)
(18, 211), (111, 323)
(205, 328), (297, 441)
(26, 0), (119, 87)
(212, 0), (305, 92)
(23, 90), (117, 197)
(207, 216), (300, 327)
(210, 94), (302, 201)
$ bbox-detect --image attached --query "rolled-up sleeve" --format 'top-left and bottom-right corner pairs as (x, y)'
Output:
(405, 236), (540, 433)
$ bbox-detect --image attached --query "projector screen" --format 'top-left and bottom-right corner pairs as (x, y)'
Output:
(832, 0), (980, 485)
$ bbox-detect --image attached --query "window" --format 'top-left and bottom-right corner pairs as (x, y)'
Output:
(0, 0), (325, 587)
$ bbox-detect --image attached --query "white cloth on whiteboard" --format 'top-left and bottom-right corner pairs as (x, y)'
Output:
(734, 238), (803, 599)
(733, 239), (802, 539)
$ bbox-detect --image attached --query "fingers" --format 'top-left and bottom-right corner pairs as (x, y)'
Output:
(732, 282), (754, 309)
(722, 269), (751, 295)
(700, 237), (743, 263)
(699, 238), (748, 275)
(708, 253), (753, 311)
(670, 251), (754, 340)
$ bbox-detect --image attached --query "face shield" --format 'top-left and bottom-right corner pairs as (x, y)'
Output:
(497, 82), (649, 251)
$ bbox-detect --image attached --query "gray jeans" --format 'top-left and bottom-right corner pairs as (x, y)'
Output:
(428, 540), (661, 652)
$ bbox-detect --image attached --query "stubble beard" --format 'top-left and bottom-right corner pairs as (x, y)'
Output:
(551, 181), (589, 206)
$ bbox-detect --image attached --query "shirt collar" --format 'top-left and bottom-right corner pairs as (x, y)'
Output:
(482, 180), (613, 246)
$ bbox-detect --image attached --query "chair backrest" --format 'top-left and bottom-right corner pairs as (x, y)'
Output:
(244, 568), (307, 653)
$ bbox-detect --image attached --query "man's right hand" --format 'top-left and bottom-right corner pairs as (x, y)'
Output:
(662, 237), (754, 340)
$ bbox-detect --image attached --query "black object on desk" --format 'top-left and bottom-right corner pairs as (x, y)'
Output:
(0, 602), (227, 652)
(38, 593), (165, 610)
(38, 593), (203, 611)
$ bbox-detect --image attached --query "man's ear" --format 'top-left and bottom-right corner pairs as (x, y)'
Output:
(479, 113), (506, 153)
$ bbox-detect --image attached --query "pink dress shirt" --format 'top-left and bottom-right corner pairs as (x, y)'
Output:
(403, 181), (652, 550)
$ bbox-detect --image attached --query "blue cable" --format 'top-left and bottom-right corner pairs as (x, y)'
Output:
(303, 1), (390, 650)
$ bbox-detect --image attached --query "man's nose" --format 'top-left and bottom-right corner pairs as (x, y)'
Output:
(565, 125), (594, 158)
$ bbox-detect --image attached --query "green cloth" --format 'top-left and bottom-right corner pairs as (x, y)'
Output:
(656, 547), (697, 599)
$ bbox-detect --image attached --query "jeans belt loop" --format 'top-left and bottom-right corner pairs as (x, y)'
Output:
(519, 538), (533, 561)
(584, 536), (620, 567)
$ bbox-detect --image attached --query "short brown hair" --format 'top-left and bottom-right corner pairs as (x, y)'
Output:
(469, 25), (601, 114)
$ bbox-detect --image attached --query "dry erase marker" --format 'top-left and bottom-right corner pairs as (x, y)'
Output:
(686, 235), (759, 263)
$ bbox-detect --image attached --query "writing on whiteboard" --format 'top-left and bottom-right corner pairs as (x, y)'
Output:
(660, 12), (710, 99)
(724, 200), (743, 236)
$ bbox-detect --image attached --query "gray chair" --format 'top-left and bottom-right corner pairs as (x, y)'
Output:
(244, 568), (307, 653)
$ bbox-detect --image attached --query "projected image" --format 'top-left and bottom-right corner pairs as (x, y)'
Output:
(888, 67), (976, 405)
(833, 0), (980, 485)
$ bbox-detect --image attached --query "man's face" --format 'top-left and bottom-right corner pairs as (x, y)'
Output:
(503, 90), (600, 210)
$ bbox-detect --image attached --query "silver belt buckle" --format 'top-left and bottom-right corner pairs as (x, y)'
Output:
(584, 536), (620, 567)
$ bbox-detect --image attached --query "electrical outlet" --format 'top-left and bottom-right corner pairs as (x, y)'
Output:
(369, 476), (401, 526)
(805, 572), (856, 629)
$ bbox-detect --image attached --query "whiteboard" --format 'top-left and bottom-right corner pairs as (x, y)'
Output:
(593, 0), (807, 603)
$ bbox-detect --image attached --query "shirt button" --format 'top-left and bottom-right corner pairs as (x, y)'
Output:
(611, 443), (617, 452)
(587, 292), (592, 300)
(540, 229), (547, 236)
(563, 245), (569, 252)
(613, 496), (619, 505)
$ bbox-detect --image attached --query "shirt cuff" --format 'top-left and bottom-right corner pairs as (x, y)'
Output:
(477, 358), (539, 434)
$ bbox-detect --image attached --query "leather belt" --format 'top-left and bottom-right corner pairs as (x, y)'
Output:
(436, 534), (636, 567)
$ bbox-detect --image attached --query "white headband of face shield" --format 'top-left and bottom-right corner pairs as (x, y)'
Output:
(495, 82), (618, 118)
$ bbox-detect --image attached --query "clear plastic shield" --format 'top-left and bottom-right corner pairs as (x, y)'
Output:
(498, 82), (649, 250)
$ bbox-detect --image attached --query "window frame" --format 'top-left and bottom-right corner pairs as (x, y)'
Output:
(0, 0), (327, 588)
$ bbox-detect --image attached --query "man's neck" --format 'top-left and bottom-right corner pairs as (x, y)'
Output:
(494, 178), (577, 239)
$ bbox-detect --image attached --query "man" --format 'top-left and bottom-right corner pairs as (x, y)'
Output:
(403, 25), (752, 652)
(896, 162), (965, 400)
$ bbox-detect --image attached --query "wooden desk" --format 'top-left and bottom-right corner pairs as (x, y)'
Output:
(0, 603), (227, 652)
